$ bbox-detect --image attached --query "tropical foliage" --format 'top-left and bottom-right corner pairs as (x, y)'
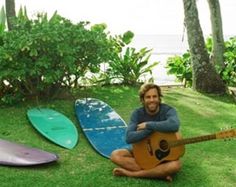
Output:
(0, 10), (114, 104)
(166, 36), (236, 88)
(0, 8), (158, 105)
(166, 52), (192, 87)
(91, 31), (159, 85)
(106, 47), (159, 85)
(223, 37), (236, 86)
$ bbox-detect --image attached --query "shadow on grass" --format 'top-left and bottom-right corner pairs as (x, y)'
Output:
(201, 92), (236, 104)
(163, 88), (236, 185)
(167, 87), (236, 104)
(165, 87), (235, 103)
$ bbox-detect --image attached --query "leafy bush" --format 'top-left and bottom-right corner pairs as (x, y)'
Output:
(203, 36), (236, 87)
(166, 36), (236, 88)
(0, 12), (113, 104)
(106, 46), (159, 85)
(0, 9), (160, 104)
(85, 32), (159, 86)
(223, 37), (236, 86)
(166, 52), (192, 87)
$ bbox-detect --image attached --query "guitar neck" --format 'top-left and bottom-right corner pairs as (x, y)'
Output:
(170, 133), (216, 147)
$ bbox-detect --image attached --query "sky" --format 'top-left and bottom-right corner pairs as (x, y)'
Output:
(0, 0), (236, 36)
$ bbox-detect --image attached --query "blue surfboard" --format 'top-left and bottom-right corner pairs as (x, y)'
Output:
(75, 98), (131, 158)
(27, 108), (78, 149)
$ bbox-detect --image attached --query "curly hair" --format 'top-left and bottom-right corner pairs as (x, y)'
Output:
(138, 83), (163, 102)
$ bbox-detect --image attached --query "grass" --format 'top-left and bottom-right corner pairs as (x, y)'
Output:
(0, 85), (236, 187)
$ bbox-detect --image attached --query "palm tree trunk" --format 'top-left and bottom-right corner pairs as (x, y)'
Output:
(207, 0), (225, 69)
(5, 0), (16, 30)
(182, 0), (226, 94)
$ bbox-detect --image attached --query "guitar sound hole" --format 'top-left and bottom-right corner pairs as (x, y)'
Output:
(159, 140), (169, 151)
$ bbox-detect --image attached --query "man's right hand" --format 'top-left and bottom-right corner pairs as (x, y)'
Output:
(136, 122), (146, 131)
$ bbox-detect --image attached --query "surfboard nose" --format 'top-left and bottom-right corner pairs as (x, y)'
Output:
(0, 138), (59, 166)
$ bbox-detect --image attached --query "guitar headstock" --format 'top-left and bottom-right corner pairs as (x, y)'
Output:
(216, 128), (236, 140)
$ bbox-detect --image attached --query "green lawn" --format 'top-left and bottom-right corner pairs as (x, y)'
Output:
(0, 86), (235, 187)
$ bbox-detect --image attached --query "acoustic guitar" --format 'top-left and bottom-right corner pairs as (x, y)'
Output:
(132, 129), (236, 170)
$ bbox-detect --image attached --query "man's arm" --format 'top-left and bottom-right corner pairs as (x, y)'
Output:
(125, 111), (152, 144)
(145, 108), (180, 132)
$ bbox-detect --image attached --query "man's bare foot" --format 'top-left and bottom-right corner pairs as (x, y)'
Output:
(165, 175), (173, 182)
(113, 168), (173, 182)
(113, 168), (130, 177)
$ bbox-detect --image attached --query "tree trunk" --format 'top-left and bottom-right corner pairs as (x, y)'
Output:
(5, 0), (16, 30)
(207, 0), (225, 69)
(182, 0), (226, 94)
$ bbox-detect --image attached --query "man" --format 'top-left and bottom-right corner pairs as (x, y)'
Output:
(110, 83), (181, 181)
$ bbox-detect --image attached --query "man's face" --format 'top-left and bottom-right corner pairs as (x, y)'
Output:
(142, 88), (160, 115)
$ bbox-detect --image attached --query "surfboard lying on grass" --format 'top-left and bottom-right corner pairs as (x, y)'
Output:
(27, 108), (78, 149)
(0, 138), (58, 166)
(75, 98), (131, 158)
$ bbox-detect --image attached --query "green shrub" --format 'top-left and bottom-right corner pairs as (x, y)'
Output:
(0, 12), (113, 104)
(107, 46), (159, 85)
(166, 52), (192, 87)
(166, 36), (236, 88)
(223, 37), (236, 86)
(86, 32), (159, 86)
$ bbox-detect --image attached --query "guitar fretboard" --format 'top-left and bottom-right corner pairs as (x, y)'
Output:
(170, 134), (216, 147)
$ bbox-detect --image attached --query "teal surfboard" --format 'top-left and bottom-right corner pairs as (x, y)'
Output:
(27, 108), (78, 149)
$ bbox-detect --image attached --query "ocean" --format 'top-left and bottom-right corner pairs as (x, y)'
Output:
(131, 34), (189, 55)
(129, 34), (189, 85)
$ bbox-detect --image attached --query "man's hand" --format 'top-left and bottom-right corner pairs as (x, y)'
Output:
(137, 122), (146, 131)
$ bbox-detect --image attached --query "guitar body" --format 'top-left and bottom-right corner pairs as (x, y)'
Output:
(132, 128), (236, 170)
(133, 132), (185, 170)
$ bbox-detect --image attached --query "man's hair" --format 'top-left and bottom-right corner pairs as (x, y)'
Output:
(139, 83), (163, 102)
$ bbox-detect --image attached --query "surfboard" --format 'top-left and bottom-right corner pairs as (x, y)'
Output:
(75, 98), (131, 158)
(27, 108), (78, 149)
(0, 138), (58, 166)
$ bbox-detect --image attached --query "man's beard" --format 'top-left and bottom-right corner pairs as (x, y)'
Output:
(145, 102), (160, 114)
